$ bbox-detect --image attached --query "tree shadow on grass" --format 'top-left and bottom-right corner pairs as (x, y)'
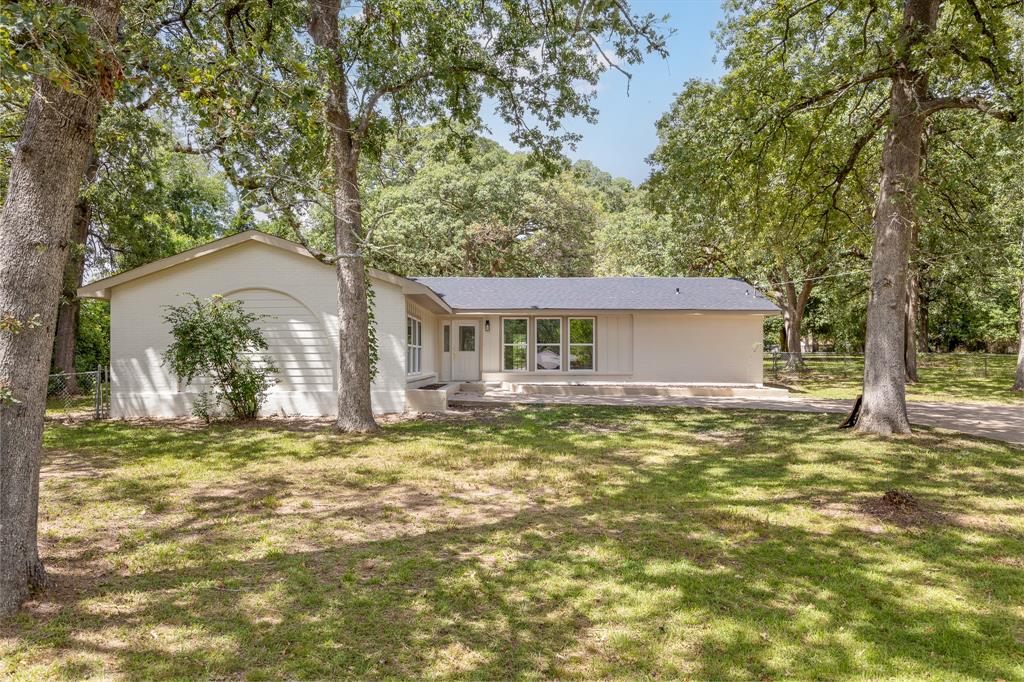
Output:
(15, 406), (1024, 679)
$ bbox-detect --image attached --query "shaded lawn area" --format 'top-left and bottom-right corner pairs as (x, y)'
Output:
(767, 355), (1024, 404)
(3, 406), (1024, 679)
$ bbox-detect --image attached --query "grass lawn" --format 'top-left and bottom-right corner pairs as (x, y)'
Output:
(3, 406), (1023, 679)
(767, 354), (1024, 404)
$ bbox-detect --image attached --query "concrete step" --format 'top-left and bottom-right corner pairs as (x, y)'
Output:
(499, 382), (790, 399)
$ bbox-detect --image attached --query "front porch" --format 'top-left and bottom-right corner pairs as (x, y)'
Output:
(406, 380), (790, 413)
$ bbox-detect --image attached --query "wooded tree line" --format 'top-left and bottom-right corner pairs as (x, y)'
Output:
(1, 0), (1022, 615)
(16, 121), (1021, 372)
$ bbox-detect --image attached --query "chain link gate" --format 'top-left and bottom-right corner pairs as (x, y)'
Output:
(46, 367), (109, 419)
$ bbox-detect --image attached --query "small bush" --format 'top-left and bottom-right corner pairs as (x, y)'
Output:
(190, 390), (222, 424)
(162, 294), (278, 420)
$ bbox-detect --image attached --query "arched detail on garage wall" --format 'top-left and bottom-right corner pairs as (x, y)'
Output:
(223, 288), (334, 393)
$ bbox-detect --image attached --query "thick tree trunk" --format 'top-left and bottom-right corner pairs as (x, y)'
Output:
(0, 0), (119, 617)
(857, 0), (938, 436)
(52, 156), (97, 394)
(310, 0), (378, 432)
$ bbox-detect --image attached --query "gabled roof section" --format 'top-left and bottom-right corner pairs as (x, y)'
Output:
(410, 276), (779, 313)
(77, 230), (452, 313)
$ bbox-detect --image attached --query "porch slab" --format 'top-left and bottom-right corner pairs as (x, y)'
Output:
(495, 382), (789, 399)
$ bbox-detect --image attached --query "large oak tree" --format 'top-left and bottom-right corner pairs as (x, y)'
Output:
(718, 0), (1023, 433)
(178, 0), (668, 431)
(0, 0), (122, 616)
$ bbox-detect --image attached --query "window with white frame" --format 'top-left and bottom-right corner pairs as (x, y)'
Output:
(502, 318), (528, 371)
(406, 315), (422, 375)
(535, 318), (562, 370)
(568, 317), (595, 370)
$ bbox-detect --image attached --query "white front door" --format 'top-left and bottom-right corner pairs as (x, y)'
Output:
(453, 321), (480, 381)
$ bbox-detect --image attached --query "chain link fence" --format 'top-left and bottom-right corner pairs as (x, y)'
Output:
(46, 367), (109, 420)
(765, 352), (1018, 382)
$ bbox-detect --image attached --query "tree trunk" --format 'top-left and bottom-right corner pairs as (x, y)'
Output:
(917, 289), (929, 353)
(857, 0), (938, 436)
(1015, 254), (1024, 391)
(0, 0), (119, 617)
(904, 253), (919, 383)
(52, 154), (97, 394)
(782, 278), (813, 372)
(310, 0), (378, 432)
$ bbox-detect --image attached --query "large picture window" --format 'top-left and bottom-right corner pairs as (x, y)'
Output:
(535, 318), (562, 370)
(568, 317), (595, 370)
(406, 316), (422, 375)
(502, 318), (528, 371)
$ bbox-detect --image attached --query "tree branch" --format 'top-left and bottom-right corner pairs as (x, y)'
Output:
(785, 66), (894, 115)
(356, 70), (432, 140)
(920, 96), (1018, 121)
(267, 186), (340, 265)
(828, 107), (889, 207)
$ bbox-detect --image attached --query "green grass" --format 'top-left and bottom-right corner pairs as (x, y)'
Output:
(766, 354), (1024, 404)
(3, 406), (1023, 679)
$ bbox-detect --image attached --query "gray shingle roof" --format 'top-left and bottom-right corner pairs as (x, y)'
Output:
(410, 277), (779, 312)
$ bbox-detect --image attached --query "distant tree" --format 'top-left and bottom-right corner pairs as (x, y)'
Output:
(53, 110), (230, 392)
(592, 190), (678, 277)
(571, 159), (633, 213)
(364, 132), (600, 277)
(647, 79), (873, 371)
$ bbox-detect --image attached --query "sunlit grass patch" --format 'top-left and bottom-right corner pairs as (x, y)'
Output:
(0, 405), (1021, 679)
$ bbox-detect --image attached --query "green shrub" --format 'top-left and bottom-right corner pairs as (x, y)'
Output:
(190, 390), (221, 424)
(162, 294), (278, 420)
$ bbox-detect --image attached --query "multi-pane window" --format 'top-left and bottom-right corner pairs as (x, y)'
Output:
(535, 318), (562, 370)
(568, 318), (595, 370)
(406, 316), (422, 375)
(502, 318), (528, 371)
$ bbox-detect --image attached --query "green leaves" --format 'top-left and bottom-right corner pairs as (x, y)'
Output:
(364, 128), (603, 277)
(162, 294), (278, 420)
(0, 0), (101, 97)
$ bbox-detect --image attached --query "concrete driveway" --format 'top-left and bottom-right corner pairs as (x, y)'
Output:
(450, 391), (1024, 447)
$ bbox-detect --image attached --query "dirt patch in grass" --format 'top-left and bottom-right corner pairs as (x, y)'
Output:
(858, 489), (949, 527)
(808, 490), (951, 532)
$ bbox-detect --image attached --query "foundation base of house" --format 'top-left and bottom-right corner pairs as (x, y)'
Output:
(478, 382), (788, 399)
(407, 381), (789, 413)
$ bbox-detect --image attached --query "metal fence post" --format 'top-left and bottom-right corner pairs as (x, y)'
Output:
(94, 366), (101, 419)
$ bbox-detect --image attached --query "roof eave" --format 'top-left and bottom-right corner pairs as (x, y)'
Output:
(76, 230), (452, 314)
(446, 307), (781, 315)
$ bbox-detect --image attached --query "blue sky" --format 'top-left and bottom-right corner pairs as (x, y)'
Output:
(482, 0), (726, 185)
